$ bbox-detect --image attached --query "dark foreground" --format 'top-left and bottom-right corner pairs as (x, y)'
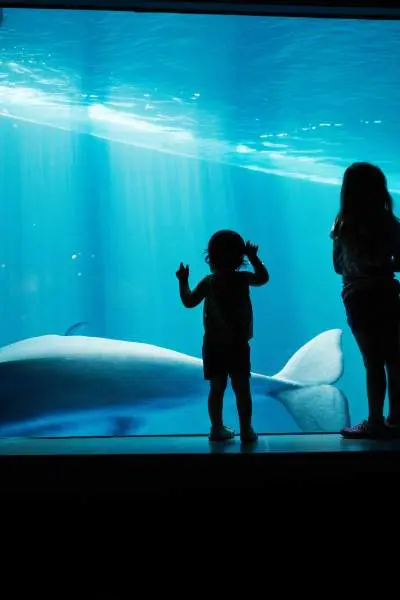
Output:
(1, 433), (400, 502)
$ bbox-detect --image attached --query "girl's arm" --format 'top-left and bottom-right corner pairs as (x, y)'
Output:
(391, 221), (400, 272)
(332, 238), (343, 274)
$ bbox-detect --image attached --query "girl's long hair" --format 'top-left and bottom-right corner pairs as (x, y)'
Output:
(331, 162), (398, 251)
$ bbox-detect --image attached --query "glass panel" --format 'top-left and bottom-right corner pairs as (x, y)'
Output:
(0, 8), (399, 436)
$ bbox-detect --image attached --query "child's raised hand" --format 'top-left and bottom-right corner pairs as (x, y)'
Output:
(245, 241), (259, 261)
(176, 263), (189, 282)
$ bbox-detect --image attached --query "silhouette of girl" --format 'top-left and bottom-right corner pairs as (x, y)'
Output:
(332, 163), (400, 438)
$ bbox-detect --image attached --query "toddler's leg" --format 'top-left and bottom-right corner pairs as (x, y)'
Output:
(208, 376), (227, 429)
(208, 376), (234, 441)
(231, 375), (257, 443)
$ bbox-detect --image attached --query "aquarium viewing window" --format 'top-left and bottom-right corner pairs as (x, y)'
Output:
(0, 2), (399, 438)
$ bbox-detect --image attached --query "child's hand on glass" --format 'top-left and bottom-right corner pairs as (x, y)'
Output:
(176, 263), (190, 282)
(245, 242), (259, 261)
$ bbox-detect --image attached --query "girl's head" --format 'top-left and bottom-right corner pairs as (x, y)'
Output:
(340, 162), (393, 219)
(206, 230), (246, 273)
(332, 162), (396, 241)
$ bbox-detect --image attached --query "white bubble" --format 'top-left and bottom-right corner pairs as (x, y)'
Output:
(77, 272), (82, 277)
(236, 145), (254, 154)
(71, 254), (78, 260)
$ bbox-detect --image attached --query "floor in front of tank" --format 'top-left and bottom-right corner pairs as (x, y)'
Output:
(0, 432), (399, 455)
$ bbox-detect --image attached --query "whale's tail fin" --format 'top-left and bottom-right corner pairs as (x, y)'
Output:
(271, 329), (350, 432)
(276, 385), (351, 433)
(274, 329), (344, 387)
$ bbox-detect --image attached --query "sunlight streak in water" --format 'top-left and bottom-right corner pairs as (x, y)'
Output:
(88, 103), (194, 141)
(0, 82), (399, 193)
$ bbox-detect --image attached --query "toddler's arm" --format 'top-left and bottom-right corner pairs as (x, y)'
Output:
(176, 263), (208, 308)
(245, 242), (269, 286)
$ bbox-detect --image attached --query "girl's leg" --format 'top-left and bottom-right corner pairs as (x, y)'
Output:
(386, 361), (400, 425)
(341, 328), (388, 438)
(353, 329), (386, 425)
(384, 322), (400, 425)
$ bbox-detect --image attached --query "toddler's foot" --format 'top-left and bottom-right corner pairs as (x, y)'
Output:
(209, 425), (235, 442)
(385, 418), (400, 438)
(240, 426), (258, 444)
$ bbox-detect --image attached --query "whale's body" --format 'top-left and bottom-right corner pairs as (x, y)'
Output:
(0, 329), (350, 435)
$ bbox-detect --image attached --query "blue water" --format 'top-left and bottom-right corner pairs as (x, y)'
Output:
(0, 7), (399, 437)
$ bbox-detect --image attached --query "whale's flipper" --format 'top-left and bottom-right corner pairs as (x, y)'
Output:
(111, 416), (139, 436)
(275, 385), (350, 432)
(0, 411), (143, 437)
(274, 329), (344, 386)
(64, 322), (89, 336)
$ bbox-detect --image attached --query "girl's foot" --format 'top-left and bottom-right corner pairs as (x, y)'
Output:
(240, 426), (258, 444)
(340, 419), (390, 439)
(208, 425), (235, 442)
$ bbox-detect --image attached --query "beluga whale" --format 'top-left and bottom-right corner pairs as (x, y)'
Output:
(0, 327), (350, 436)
